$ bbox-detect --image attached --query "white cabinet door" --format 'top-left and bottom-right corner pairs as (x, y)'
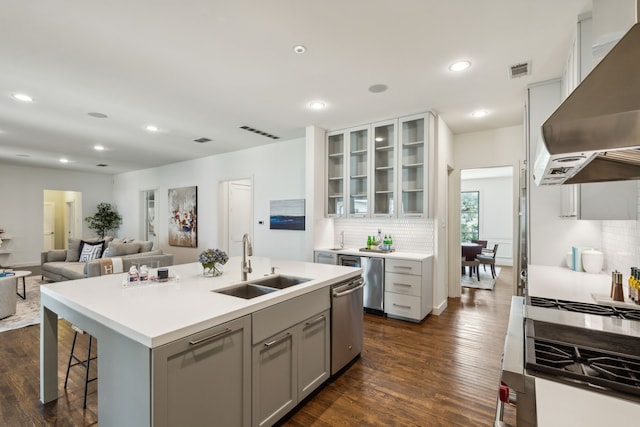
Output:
(398, 113), (433, 217)
(326, 130), (346, 217)
(347, 125), (371, 217)
(371, 119), (398, 217)
(152, 316), (251, 427)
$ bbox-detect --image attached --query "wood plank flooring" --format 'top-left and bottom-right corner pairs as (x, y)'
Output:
(0, 268), (516, 426)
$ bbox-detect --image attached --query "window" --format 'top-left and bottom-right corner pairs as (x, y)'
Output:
(461, 191), (479, 242)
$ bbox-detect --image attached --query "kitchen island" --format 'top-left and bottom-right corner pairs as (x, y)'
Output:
(40, 257), (361, 426)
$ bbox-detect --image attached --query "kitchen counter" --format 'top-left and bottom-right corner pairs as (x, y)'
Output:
(526, 264), (640, 425)
(40, 257), (361, 426)
(315, 247), (432, 261)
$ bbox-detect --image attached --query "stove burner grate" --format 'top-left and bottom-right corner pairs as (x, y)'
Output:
(529, 296), (640, 320)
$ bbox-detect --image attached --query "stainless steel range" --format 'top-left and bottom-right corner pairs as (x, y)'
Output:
(497, 295), (640, 426)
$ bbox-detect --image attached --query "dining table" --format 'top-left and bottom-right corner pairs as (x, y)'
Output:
(461, 242), (483, 261)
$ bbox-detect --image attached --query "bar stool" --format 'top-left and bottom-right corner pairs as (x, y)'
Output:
(64, 325), (97, 408)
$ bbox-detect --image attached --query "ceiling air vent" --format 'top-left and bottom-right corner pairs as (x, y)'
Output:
(509, 61), (531, 79)
(96, 164), (109, 167)
(239, 125), (280, 140)
(193, 137), (212, 143)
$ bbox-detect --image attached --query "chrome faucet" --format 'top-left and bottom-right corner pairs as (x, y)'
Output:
(241, 233), (253, 281)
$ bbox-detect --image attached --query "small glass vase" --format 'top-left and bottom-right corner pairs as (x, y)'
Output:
(202, 263), (223, 277)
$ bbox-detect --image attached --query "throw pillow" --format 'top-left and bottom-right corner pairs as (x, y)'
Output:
(107, 242), (142, 257)
(65, 238), (84, 262)
(131, 239), (154, 252)
(78, 240), (105, 262)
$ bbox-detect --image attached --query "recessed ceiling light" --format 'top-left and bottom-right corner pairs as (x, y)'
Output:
(307, 100), (326, 110)
(368, 84), (388, 93)
(94, 145), (105, 151)
(11, 93), (33, 102)
(449, 61), (471, 72)
(59, 158), (70, 163)
(471, 110), (489, 118)
(293, 45), (307, 54)
(88, 112), (108, 119)
(146, 125), (159, 132)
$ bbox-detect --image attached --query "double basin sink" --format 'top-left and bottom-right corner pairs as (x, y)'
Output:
(213, 274), (310, 299)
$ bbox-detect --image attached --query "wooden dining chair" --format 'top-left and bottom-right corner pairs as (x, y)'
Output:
(476, 244), (499, 279)
(461, 256), (480, 281)
(471, 239), (488, 248)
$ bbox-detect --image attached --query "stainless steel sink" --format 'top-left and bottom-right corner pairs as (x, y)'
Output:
(249, 275), (310, 289)
(214, 283), (279, 299)
(213, 275), (310, 299)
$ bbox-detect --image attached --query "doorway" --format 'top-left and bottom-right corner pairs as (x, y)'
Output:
(219, 178), (253, 257)
(459, 166), (514, 288)
(142, 189), (158, 250)
(43, 190), (83, 250)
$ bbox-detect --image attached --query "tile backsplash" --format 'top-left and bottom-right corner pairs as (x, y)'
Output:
(334, 218), (434, 253)
(600, 181), (640, 276)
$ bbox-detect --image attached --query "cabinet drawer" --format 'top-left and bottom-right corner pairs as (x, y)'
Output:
(385, 272), (421, 296)
(384, 292), (421, 320)
(385, 258), (422, 276)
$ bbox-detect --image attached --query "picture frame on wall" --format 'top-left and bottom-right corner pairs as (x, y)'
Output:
(168, 186), (198, 247)
(270, 199), (305, 230)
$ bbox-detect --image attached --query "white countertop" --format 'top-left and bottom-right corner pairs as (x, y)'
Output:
(41, 257), (360, 348)
(526, 264), (640, 424)
(315, 247), (432, 261)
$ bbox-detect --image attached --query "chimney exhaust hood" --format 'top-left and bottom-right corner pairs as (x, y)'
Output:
(534, 19), (640, 186)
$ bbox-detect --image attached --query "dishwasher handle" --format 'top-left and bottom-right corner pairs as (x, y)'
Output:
(332, 279), (364, 297)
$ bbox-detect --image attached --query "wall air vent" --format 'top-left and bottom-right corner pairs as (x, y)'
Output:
(509, 61), (531, 79)
(193, 137), (212, 143)
(239, 125), (280, 140)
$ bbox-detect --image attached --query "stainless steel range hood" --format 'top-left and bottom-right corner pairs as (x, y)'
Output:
(534, 21), (640, 186)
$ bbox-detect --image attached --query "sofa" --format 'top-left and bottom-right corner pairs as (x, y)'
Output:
(0, 276), (17, 319)
(41, 237), (174, 282)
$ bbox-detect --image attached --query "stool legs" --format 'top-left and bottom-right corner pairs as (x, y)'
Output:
(64, 330), (97, 408)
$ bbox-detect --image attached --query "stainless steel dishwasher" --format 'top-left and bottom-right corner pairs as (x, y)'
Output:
(339, 254), (384, 315)
(331, 276), (364, 375)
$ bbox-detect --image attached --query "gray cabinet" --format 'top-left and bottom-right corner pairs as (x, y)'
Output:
(384, 257), (433, 322)
(152, 315), (251, 427)
(252, 325), (297, 427)
(251, 289), (331, 427)
(298, 310), (330, 400)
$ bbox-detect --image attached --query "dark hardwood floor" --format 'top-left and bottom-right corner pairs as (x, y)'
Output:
(0, 268), (516, 426)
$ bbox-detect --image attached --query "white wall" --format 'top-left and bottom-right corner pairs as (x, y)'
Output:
(450, 125), (525, 296)
(113, 138), (308, 265)
(0, 163), (114, 267)
(461, 175), (513, 265)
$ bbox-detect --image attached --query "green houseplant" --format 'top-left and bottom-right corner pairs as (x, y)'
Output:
(85, 203), (123, 239)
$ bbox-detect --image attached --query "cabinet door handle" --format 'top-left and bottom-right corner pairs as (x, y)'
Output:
(189, 328), (233, 346)
(264, 333), (291, 347)
(393, 283), (411, 287)
(393, 303), (412, 309)
(393, 266), (412, 270)
(305, 314), (326, 327)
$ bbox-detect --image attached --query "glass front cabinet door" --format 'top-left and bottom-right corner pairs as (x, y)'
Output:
(398, 113), (433, 217)
(347, 125), (370, 217)
(326, 131), (345, 217)
(371, 119), (397, 217)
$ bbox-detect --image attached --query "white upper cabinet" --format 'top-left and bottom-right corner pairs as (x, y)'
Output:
(398, 113), (432, 217)
(371, 119), (397, 217)
(325, 131), (346, 217)
(325, 112), (433, 219)
(347, 125), (371, 217)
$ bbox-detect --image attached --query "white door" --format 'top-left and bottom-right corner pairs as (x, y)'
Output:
(44, 202), (55, 251)
(228, 181), (252, 257)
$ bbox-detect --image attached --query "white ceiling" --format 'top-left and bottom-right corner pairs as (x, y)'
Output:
(0, 0), (590, 174)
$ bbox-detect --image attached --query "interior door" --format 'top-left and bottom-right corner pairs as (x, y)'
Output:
(228, 181), (252, 257)
(43, 202), (55, 251)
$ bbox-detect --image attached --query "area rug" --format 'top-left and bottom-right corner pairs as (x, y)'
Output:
(0, 276), (50, 333)
(461, 266), (501, 290)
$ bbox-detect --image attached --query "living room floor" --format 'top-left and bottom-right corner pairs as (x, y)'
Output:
(0, 267), (516, 426)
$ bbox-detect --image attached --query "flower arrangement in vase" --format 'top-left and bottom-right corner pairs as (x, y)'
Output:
(199, 248), (229, 277)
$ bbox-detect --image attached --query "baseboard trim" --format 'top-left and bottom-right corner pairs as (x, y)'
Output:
(432, 299), (448, 316)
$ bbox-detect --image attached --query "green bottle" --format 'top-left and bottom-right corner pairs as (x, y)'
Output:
(366, 235), (372, 249)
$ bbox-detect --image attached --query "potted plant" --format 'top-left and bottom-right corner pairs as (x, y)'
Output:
(85, 203), (123, 239)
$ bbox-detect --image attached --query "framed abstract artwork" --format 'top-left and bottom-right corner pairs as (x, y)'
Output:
(270, 199), (305, 230)
(168, 186), (198, 247)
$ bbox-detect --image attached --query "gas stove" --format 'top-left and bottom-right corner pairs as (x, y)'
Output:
(525, 318), (640, 403)
(528, 296), (640, 320)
